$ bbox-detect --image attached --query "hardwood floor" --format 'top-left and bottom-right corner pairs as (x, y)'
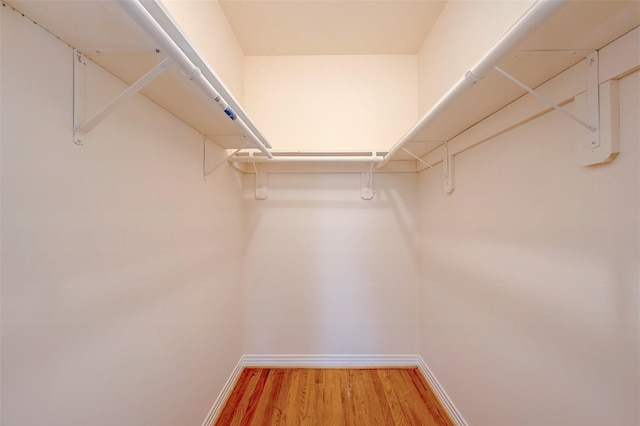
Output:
(215, 368), (455, 425)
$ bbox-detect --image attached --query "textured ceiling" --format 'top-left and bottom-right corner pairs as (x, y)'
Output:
(218, 0), (447, 56)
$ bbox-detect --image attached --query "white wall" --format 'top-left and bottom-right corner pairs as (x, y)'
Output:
(418, 70), (639, 425)
(161, 0), (246, 102)
(1, 7), (244, 426)
(242, 172), (420, 355)
(417, 0), (534, 115)
(244, 55), (418, 151)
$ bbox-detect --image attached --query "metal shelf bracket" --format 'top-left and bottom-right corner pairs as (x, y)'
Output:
(495, 51), (618, 165)
(253, 161), (268, 200)
(73, 50), (172, 145)
(361, 162), (374, 200)
(203, 138), (249, 180)
(443, 153), (454, 194)
(403, 144), (454, 194)
(574, 53), (620, 165)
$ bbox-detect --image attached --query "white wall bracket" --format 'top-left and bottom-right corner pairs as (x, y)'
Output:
(361, 163), (374, 200)
(495, 52), (618, 166)
(253, 162), (268, 200)
(443, 153), (454, 194)
(403, 145), (454, 194)
(73, 50), (172, 145)
(574, 58), (619, 165)
(584, 52), (601, 150)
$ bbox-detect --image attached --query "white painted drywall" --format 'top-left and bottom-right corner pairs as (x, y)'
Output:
(161, 0), (246, 102)
(417, 0), (534, 115)
(242, 172), (420, 355)
(418, 70), (639, 425)
(244, 55), (418, 151)
(1, 7), (244, 426)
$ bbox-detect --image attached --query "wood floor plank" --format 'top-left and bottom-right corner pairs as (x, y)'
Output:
(349, 370), (370, 425)
(376, 369), (410, 426)
(306, 369), (324, 426)
(339, 369), (356, 426)
(215, 368), (259, 425)
(297, 368), (316, 425)
(215, 368), (454, 426)
(285, 368), (301, 424)
(351, 370), (390, 425)
(270, 369), (292, 426)
(297, 368), (313, 425)
(395, 368), (440, 425)
(230, 369), (266, 426)
(328, 370), (346, 426)
(321, 369), (332, 424)
(406, 369), (455, 426)
(251, 369), (279, 426)
(242, 369), (270, 424)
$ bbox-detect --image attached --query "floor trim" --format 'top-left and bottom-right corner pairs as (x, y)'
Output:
(242, 353), (420, 367)
(202, 354), (468, 426)
(200, 357), (244, 426)
(416, 355), (469, 426)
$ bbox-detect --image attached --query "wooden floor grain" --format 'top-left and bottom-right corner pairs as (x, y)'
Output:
(215, 368), (455, 425)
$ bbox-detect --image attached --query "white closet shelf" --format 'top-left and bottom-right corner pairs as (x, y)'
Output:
(6, 0), (638, 169)
(6, 0), (271, 152)
(382, 0), (640, 165)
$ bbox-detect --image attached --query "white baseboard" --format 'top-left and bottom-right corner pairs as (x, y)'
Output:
(416, 355), (469, 426)
(200, 357), (245, 426)
(201, 354), (467, 426)
(242, 353), (421, 367)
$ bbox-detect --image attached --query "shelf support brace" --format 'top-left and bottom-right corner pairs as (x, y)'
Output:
(403, 147), (436, 171)
(73, 51), (173, 144)
(253, 162), (268, 200)
(203, 138), (249, 179)
(494, 65), (597, 132)
(403, 145), (454, 194)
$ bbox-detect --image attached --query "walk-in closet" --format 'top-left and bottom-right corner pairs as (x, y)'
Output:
(2, 0), (638, 424)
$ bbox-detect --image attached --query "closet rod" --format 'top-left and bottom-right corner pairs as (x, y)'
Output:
(229, 155), (384, 163)
(377, 0), (566, 169)
(117, 0), (273, 159)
